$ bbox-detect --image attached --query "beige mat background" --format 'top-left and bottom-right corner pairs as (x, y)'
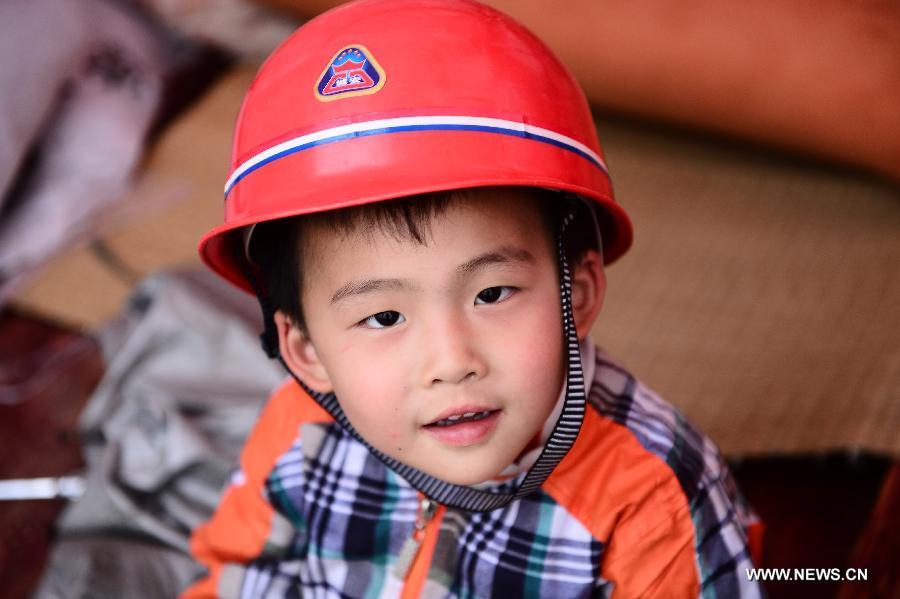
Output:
(595, 120), (899, 456)
(11, 68), (900, 457)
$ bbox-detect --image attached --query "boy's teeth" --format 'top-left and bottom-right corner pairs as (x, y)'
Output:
(432, 410), (493, 427)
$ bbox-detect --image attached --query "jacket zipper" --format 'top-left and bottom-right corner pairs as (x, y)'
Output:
(395, 495), (439, 580)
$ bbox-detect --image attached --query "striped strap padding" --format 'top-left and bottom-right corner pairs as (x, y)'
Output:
(284, 205), (586, 512)
(224, 115), (608, 198)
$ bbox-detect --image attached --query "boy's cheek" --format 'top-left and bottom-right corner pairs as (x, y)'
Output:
(508, 309), (564, 368)
(338, 377), (407, 431)
(341, 399), (401, 446)
(335, 331), (377, 360)
(517, 318), (566, 397)
(382, 426), (405, 445)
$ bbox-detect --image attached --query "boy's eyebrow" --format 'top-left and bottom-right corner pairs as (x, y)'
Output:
(457, 246), (536, 275)
(330, 278), (411, 304)
(330, 247), (535, 304)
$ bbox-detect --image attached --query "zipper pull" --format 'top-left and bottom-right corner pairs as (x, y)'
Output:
(394, 496), (438, 579)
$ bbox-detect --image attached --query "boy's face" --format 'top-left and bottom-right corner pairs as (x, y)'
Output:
(279, 189), (600, 486)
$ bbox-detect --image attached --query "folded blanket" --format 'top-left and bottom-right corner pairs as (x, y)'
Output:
(34, 268), (284, 598)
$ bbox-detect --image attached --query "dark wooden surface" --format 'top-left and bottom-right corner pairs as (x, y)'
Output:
(0, 310), (103, 599)
(0, 309), (896, 599)
(839, 462), (900, 599)
(733, 454), (895, 598)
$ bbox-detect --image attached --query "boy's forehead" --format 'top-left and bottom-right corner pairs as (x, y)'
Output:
(299, 188), (553, 277)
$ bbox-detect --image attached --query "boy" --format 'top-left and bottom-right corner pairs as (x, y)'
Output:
(187, 0), (763, 596)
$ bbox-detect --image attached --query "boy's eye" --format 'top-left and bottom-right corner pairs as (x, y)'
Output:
(361, 310), (405, 329)
(475, 286), (513, 305)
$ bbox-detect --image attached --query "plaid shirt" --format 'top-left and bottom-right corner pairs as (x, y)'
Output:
(186, 349), (763, 598)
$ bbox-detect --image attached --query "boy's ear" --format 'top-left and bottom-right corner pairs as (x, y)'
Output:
(274, 311), (334, 393)
(570, 249), (606, 340)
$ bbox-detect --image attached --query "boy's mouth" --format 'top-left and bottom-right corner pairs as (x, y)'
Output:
(422, 407), (502, 446)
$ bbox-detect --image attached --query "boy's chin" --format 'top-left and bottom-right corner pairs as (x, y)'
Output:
(407, 457), (508, 488)
(420, 471), (495, 488)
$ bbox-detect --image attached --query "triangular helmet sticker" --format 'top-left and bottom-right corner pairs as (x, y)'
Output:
(315, 45), (386, 102)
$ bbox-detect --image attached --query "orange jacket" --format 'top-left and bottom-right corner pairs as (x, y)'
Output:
(185, 351), (763, 597)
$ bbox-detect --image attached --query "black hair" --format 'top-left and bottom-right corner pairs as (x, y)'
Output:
(247, 187), (598, 332)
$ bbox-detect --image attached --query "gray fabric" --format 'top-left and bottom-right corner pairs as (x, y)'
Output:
(33, 538), (198, 599)
(34, 268), (284, 598)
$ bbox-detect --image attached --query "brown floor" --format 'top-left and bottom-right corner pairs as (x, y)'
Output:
(0, 309), (896, 598)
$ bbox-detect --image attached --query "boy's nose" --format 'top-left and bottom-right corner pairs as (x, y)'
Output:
(420, 317), (487, 387)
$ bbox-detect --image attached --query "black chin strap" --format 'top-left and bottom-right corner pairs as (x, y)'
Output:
(249, 206), (586, 512)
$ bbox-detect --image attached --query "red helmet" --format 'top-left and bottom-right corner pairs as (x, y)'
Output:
(199, 0), (633, 293)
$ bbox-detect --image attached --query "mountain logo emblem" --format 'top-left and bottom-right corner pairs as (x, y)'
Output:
(315, 45), (386, 101)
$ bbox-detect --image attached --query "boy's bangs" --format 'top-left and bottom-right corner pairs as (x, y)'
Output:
(302, 190), (459, 245)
